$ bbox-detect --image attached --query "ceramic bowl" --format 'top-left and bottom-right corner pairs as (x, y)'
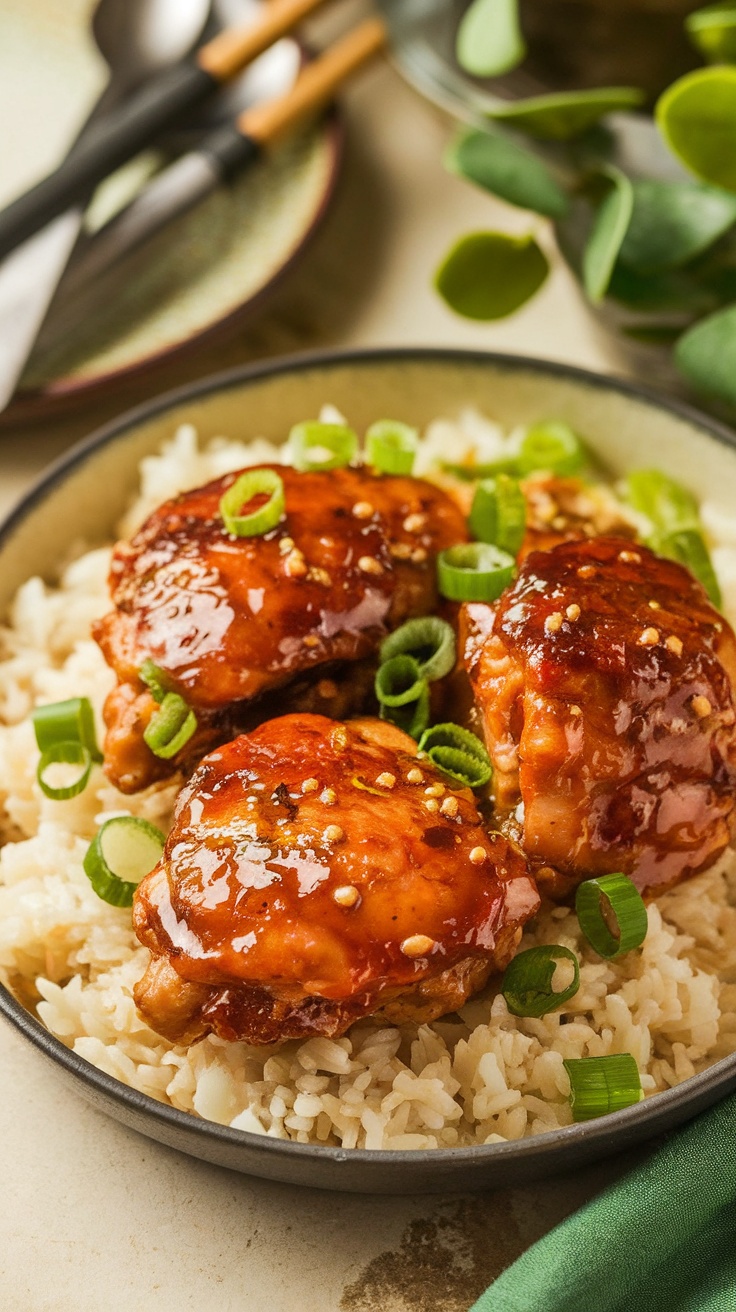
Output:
(2, 347), (736, 1194)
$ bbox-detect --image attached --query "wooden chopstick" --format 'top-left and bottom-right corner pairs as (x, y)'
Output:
(198, 0), (334, 83)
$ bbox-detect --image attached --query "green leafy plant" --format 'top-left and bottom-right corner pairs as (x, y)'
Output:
(437, 0), (736, 411)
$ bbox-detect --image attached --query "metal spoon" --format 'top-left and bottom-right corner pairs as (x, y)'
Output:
(0, 0), (211, 411)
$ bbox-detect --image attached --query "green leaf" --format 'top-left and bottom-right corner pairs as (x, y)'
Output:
(675, 302), (736, 404)
(656, 67), (736, 192)
(434, 231), (549, 320)
(618, 179), (736, 273)
(446, 128), (569, 219)
(686, 3), (736, 63)
(456, 0), (526, 77)
(582, 169), (634, 301)
(487, 86), (645, 142)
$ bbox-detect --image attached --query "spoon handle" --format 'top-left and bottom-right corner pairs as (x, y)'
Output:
(0, 0), (332, 262)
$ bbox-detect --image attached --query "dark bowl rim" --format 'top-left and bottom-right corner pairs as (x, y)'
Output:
(2, 342), (736, 1172)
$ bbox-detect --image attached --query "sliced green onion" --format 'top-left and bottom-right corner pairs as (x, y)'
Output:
(219, 468), (285, 537)
(37, 741), (93, 800)
(32, 697), (102, 763)
(659, 528), (722, 608)
(139, 659), (169, 703)
(143, 692), (197, 760)
(365, 420), (419, 475)
(83, 816), (166, 908)
(469, 474), (527, 555)
(379, 617), (456, 682)
(625, 470), (721, 606)
(289, 421), (358, 472)
(417, 723), (492, 788)
(501, 945), (580, 1017)
(517, 422), (586, 477)
(575, 872), (649, 959)
(380, 681), (430, 741)
(564, 1054), (642, 1122)
(437, 542), (516, 602)
(375, 655), (426, 707)
(441, 457), (520, 481)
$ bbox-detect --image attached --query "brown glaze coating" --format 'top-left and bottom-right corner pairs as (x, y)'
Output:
(463, 536), (736, 897)
(94, 465), (466, 793)
(520, 473), (638, 561)
(133, 714), (540, 1044)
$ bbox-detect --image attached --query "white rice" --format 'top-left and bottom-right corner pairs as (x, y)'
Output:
(1, 410), (735, 1150)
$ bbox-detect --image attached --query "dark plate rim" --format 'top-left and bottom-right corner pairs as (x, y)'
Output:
(2, 343), (736, 1170)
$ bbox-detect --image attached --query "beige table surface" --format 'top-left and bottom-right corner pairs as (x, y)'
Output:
(0, 25), (648, 1312)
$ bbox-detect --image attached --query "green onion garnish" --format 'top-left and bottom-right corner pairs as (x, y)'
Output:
(139, 659), (169, 703)
(437, 542), (516, 602)
(625, 469), (721, 606)
(31, 696), (102, 763)
(575, 872), (648, 959)
(83, 816), (166, 907)
(417, 723), (492, 788)
(380, 681), (430, 741)
(441, 457), (520, 482)
(469, 474), (527, 555)
(659, 527), (722, 608)
(143, 692), (197, 760)
(289, 421), (359, 472)
(564, 1054), (642, 1122)
(365, 420), (419, 475)
(37, 741), (93, 801)
(219, 469), (285, 537)
(379, 616), (456, 682)
(375, 655), (427, 707)
(517, 422), (586, 477)
(501, 945), (580, 1017)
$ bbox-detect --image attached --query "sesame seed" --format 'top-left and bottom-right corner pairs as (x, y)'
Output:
(566, 603), (581, 621)
(389, 542), (413, 560)
(352, 501), (374, 519)
(358, 556), (384, 576)
(406, 768), (424, 784)
(577, 565), (595, 579)
(331, 727), (348, 751)
(440, 796), (459, 818)
(410, 547), (428, 564)
(320, 788), (337, 805)
(317, 679), (338, 699)
(691, 695), (712, 719)
(551, 515), (567, 531)
(469, 847), (487, 865)
(279, 536), (295, 555)
(570, 704), (582, 716)
(619, 549), (641, 564)
(301, 778), (319, 794)
(323, 824), (344, 843)
(302, 634), (320, 648)
(424, 798), (440, 813)
(400, 934), (436, 959)
(284, 548), (307, 578)
(308, 566), (332, 587)
(425, 782), (445, 797)
(376, 772), (396, 789)
(333, 884), (360, 908)
(639, 627), (659, 646)
(648, 600), (661, 610)
(665, 635), (683, 657)
(545, 612), (564, 635)
(403, 513), (427, 534)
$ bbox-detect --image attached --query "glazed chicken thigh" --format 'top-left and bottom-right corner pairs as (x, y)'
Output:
(463, 536), (736, 897)
(94, 465), (466, 793)
(133, 713), (540, 1045)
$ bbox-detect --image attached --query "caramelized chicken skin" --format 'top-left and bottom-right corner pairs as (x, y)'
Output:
(94, 465), (466, 793)
(463, 536), (736, 897)
(133, 714), (540, 1044)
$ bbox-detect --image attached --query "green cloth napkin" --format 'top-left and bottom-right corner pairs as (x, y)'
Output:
(470, 1093), (736, 1312)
